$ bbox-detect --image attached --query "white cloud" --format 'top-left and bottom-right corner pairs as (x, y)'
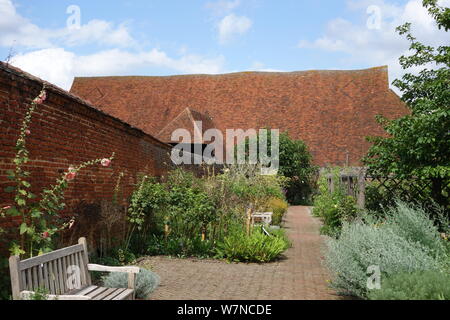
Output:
(298, 0), (449, 88)
(2, 0), (226, 90)
(206, 0), (241, 16)
(0, 0), (135, 49)
(0, 0), (52, 48)
(218, 14), (252, 44)
(60, 20), (136, 48)
(10, 48), (226, 90)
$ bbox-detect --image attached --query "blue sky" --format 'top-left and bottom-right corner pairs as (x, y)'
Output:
(0, 0), (448, 90)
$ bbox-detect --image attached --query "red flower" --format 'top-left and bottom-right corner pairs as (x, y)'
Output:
(65, 172), (76, 181)
(25, 130), (31, 135)
(42, 231), (50, 239)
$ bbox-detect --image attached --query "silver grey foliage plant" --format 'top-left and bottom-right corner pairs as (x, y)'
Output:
(324, 201), (448, 299)
(102, 268), (160, 299)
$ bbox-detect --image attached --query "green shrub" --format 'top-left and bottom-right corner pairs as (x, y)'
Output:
(381, 201), (447, 260)
(216, 225), (290, 263)
(313, 171), (359, 237)
(147, 235), (216, 259)
(324, 202), (447, 299)
(265, 198), (289, 226)
(368, 271), (450, 300)
(102, 268), (160, 299)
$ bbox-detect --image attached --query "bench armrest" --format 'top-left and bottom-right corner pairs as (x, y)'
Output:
(87, 264), (139, 297)
(20, 291), (91, 300)
(87, 264), (140, 274)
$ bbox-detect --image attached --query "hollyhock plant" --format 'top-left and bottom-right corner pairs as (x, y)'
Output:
(1, 85), (117, 258)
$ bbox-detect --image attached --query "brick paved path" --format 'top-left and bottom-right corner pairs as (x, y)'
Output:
(139, 206), (341, 300)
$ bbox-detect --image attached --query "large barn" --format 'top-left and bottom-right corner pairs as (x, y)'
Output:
(70, 66), (409, 167)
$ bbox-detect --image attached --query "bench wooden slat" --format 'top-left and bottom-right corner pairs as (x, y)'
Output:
(32, 266), (38, 291)
(93, 288), (118, 300)
(72, 285), (97, 296)
(57, 258), (65, 294)
(37, 264), (44, 290)
(62, 256), (68, 293)
(77, 252), (86, 286)
(19, 244), (84, 270)
(48, 261), (55, 294)
(103, 288), (127, 300)
(112, 289), (134, 300)
(43, 263), (50, 291)
(53, 260), (60, 295)
(86, 287), (109, 299)
(28, 269), (33, 290)
(21, 270), (27, 291)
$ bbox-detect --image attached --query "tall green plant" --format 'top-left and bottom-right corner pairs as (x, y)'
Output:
(313, 168), (359, 237)
(0, 87), (115, 258)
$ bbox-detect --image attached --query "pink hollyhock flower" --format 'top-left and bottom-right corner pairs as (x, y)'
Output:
(34, 91), (47, 104)
(65, 168), (77, 181)
(25, 129), (31, 135)
(101, 158), (111, 167)
(42, 231), (50, 239)
(2, 206), (11, 210)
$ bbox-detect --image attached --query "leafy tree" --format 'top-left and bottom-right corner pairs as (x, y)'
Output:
(363, 0), (450, 211)
(239, 131), (317, 205)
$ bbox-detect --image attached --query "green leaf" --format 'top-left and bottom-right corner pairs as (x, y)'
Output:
(31, 209), (42, 218)
(19, 189), (27, 196)
(19, 223), (28, 235)
(4, 186), (15, 193)
(22, 181), (31, 188)
(6, 207), (21, 217)
(17, 198), (26, 206)
(9, 244), (25, 256)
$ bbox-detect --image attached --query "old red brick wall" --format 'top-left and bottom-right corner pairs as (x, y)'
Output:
(0, 63), (173, 250)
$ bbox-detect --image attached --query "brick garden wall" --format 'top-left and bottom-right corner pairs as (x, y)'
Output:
(0, 63), (174, 251)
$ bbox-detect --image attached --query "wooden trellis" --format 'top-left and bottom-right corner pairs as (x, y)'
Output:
(325, 167), (449, 211)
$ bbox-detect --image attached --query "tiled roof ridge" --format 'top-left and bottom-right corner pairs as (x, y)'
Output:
(72, 65), (389, 81)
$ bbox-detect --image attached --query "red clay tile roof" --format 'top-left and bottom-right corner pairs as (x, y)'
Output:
(157, 107), (216, 143)
(70, 66), (409, 166)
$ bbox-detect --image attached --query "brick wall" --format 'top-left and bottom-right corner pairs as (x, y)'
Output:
(0, 63), (173, 250)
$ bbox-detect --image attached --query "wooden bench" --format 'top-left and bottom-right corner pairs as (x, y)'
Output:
(9, 237), (140, 300)
(251, 212), (273, 226)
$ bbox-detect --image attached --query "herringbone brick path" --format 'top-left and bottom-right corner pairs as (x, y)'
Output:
(140, 206), (341, 300)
